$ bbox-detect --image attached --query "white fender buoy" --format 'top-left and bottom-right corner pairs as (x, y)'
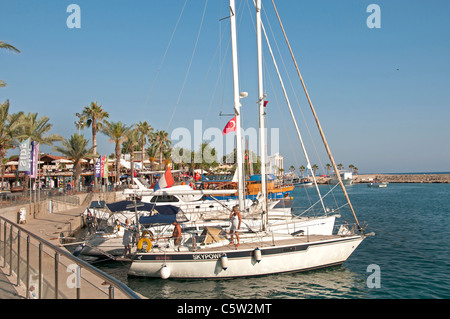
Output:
(221, 254), (228, 270)
(254, 247), (262, 263)
(160, 265), (171, 279)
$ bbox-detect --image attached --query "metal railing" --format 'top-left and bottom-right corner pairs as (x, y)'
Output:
(0, 216), (141, 299)
(1, 185), (129, 208)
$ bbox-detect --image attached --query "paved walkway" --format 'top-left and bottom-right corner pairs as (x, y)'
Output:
(0, 267), (24, 299)
(0, 205), (87, 299)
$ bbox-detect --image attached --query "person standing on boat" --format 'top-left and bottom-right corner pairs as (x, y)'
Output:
(172, 221), (182, 249)
(229, 205), (242, 247)
(123, 219), (133, 257)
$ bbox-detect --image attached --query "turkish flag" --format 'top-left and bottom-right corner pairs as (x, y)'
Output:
(223, 116), (237, 135)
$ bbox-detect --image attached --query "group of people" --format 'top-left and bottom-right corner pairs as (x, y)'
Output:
(121, 205), (243, 257)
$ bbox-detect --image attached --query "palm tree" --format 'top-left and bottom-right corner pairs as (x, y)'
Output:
(15, 112), (63, 191)
(299, 165), (306, 177)
(136, 121), (153, 162)
(101, 121), (131, 184)
(1, 41), (21, 88)
(53, 134), (95, 192)
(312, 164), (319, 176)
(76, 101), (109, 156)
(0, 41), (21, 53)
(124, 127), (140, 185)
(146, 144), (158, 184)
(77, 102), (109, 190)
(17, 113), (63, 145)
(146, 144), (158, 171)
(162, 147), (173, 169)
(289, 165), (295, 173)
(0, 100), (24, 189)
(349, 164), (357, 174)
(325, 163), (332, 176)
(153, 130), (171, 170)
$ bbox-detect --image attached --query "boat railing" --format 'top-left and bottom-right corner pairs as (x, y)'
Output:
(0, 216), (141, 299)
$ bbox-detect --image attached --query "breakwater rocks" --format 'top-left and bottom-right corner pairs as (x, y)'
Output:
(354, 174), (450, 184)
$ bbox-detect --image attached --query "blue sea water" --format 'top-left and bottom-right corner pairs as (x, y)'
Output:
(97, 183), (450, 299)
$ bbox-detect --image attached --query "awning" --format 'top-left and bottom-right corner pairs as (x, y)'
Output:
(105, 200), (156, 213)
(104, 200), (181, 225)
(248, 174), (277, 181)
(138, 205), (180, 226)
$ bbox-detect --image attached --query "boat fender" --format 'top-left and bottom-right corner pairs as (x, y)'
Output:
(254, 247), (262, 263)
(137, 238), (152, 252)
(221, 254), (228, 270)
(72, 244), (85, 257)
(160, 265), (170, 279)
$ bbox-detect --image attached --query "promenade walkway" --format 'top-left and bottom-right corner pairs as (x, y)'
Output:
(0, 265), (23, 299)
(0, 205), (87, 299)
(0, 203), (142, 299)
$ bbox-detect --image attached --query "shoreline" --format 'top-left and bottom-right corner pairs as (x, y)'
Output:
(313, 173), (450, 184)
(353, 173), (450, 184)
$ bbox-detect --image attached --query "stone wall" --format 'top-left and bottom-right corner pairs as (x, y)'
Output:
(354, 174), (450, 184)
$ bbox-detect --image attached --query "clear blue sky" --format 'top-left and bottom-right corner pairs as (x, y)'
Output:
(1, 0), (450, 174)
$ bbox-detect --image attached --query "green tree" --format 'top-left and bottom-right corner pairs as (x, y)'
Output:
(76, 102), (109, 190)
(0, 41), (21, 88)
(325, 163), (332, 176)
(146, 144), (158, 172)
(124, 127), (140, 184)
(0, 41), (21, 53)
(136, 121), (153, 162)
(153, 130), (171, 170)
(15, 112), (63, 191)
(101, 121), (131, 184)
(0, 100), (24, 189)
(299, 165), (306, 177)
(76, 101), (109, 156)
(312, 164), (319, 176)
(53, 134), (95, 192)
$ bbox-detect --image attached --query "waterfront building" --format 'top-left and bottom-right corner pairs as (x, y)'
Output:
(269, 153), (284, 177)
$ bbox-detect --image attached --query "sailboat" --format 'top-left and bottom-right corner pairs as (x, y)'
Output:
(127, 0), (369, 279)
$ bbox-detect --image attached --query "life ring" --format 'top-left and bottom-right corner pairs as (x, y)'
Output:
(137, 238), (152, 252)
(141, 230), (154, 240)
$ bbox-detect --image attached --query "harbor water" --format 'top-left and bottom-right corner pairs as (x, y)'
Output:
(96, 183), (450, 299)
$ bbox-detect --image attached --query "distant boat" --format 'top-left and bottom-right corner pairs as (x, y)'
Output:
(329, 171), (353, 185)
(201, 173), (294, 201)
(297, 177), (313, 187)
(368, 180), (388, 188)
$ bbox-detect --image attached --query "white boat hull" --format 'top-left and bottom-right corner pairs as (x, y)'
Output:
(128, 235), (364, 278)
(77, 215), (337, 257)
(368, 182), (388, 188)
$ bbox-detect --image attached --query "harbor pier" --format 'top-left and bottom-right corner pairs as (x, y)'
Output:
(354, 173), (450, 184)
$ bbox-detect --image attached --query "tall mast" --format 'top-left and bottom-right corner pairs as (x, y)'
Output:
(229, 0), (245, 210)
(271, 0), (361, 229)
(256, 0), (268, 229)
(258, 14), (326, 213)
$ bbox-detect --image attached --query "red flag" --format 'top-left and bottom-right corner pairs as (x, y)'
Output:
(264, 101), (269, 107)
(223, 116), (237, 135)
(100, 155), (106, 177)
